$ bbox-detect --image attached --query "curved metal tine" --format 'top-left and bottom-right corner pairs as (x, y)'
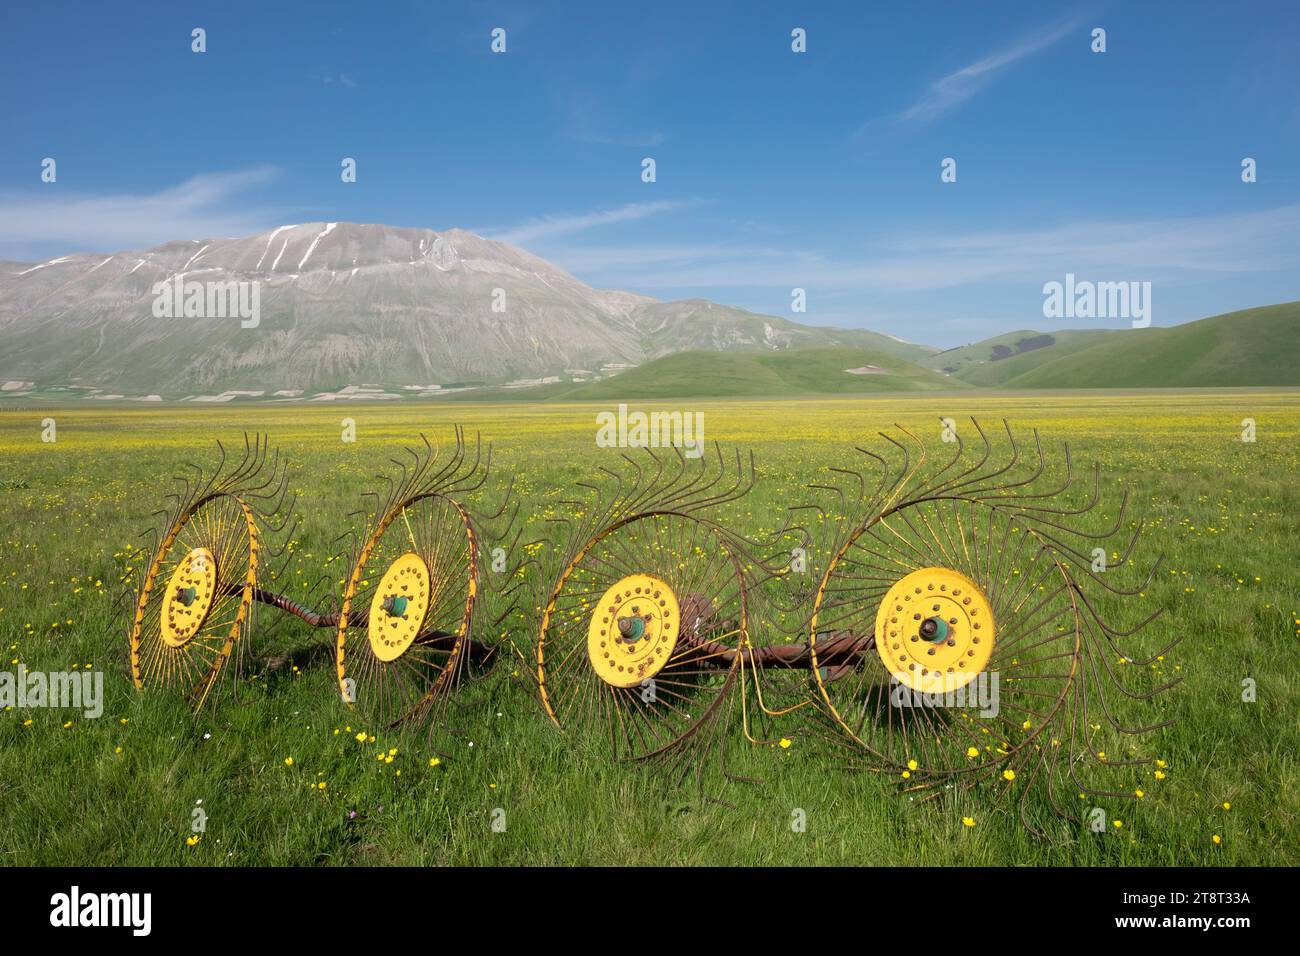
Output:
(209, 438), (230, 494)
(944, 419), (1025, 500)
(164, 479), (188, 513)
(826, 463), (865, 507)
(806, 480), (846, 517)
(1081, 616), (1183, 718)
(390, 444), (425, 499)
(788, 501), (832, 525)
(1024, 516), (1150, 589)
(376, 472), (401, 517)
(399, 432), (439, 496)
(210, 435), (241, 491)
(645, 445), (703, 513)
(477, 470), (514, 523)
(1024, 479), (1129, 551)
(385, 448), (416, 503)
(967, 425), (1048, 501)
(175, 463), (202, 502)
(992, 439), (1085, 511)
(409, 428), (461, 497)
(454, 438), (492, 496)
(1003, 460), (1096, 520)
(447, 430), (487, 495)
(1074, 560), (1169, 640)
(911, 415), (968, 497)
(237, 432), (266, 488)
(666, 442), (729, 512)
(595, 459), (637, 520)
(433, 427), (470, 488)
(585, 469), (623, 508)
(247, 453), (291, 511)
(226, 432), (262, 490)
(621, 447), (671, 515)
(678, 442), (751, 513)
(647, 442), (691, 509)
(423, 429), (460, 489)
(696, 444), (748, 512)
(664, 443), (727, 512)
(924, 416), (995, 498)
(261, 482), (296, 532)
(933, 418), (1015, 498)
(853, 442), (901, 504)
(874, 425), (927, 516)
(241, 441), (282, 497)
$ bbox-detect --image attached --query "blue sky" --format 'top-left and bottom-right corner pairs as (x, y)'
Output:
(2, 0), (1297, 346)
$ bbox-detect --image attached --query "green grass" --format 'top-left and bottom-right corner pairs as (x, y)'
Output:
(552, 347), (965, 400)
(948, 331), (1120, 386)
(961, 302), (1300, 389)
(0, 391), (1296, 865)
(924, 329), (1118, 379)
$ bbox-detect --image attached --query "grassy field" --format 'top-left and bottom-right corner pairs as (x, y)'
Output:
(0, 389), (1297, 866)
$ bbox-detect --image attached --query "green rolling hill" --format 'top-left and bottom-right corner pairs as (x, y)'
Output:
(925, 332), (1118, 385)
(970, 301), (1300, 389)
(552, 347), (969, 400)
(952, 331), (1122, 386)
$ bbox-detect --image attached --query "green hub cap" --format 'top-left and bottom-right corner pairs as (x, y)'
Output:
(919, 616), (949, 644)
(617, 615), (647, 643)
(382, 594), (409, 618)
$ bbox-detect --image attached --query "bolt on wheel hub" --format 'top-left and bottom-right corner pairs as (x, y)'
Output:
(367, 552), (431, 662)
(587, 574), (680, 688)
(875, 567), (995, 693)
(161, 548), (217, 647)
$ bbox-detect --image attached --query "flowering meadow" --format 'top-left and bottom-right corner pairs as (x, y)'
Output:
(0, 390), (1296, 865)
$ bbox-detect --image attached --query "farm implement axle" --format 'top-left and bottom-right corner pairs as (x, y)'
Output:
(243, 581), (863, 672)
(242, 586), (490, 661)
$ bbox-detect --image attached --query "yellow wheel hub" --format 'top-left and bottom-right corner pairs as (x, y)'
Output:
(587, 574), (680, 688)
(367, 552), (431, 662)
(161, 548), (218, 647)
(875, 567), (994, 693)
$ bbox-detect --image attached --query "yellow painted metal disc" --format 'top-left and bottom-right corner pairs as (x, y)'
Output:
(160, 547), (218, 647)
(587, 574), (680, 688)
(875, 567), (994, 693)
(367, 552), (431, 662)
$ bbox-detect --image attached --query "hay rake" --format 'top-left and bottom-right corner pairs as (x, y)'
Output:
(528, 443), (816, 789)
(125, 419), (1175, 831)
(333, 428), (524, 733)
(128, 434), (293, 709)
(795, 419), (1177, 832)
(127, 428), (523, 739)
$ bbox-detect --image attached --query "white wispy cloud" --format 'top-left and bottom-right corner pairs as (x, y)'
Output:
(0, 167), (282, 255)
(860, 19), (1077, 134)
(485, 199), (701, 245)
(549, 204), (1300, 293)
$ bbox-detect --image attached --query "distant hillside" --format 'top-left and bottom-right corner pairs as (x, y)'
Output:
(952, 331), (1120, 386)
(973, 302), (1300, 389)
(554, 347), (969, 400)
(922, 329), (1119, 382)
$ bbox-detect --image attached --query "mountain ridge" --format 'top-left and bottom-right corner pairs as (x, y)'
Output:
(0, 221), (931, 397)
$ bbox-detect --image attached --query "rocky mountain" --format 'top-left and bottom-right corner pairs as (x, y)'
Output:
(0, 222), (931, 397)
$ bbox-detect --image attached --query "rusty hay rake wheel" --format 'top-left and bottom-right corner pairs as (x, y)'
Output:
(335, 428), (523, 733)
(534, 443), (804, 784)
(128, 434), (294, 710)
(802, 419), (1178, 831)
